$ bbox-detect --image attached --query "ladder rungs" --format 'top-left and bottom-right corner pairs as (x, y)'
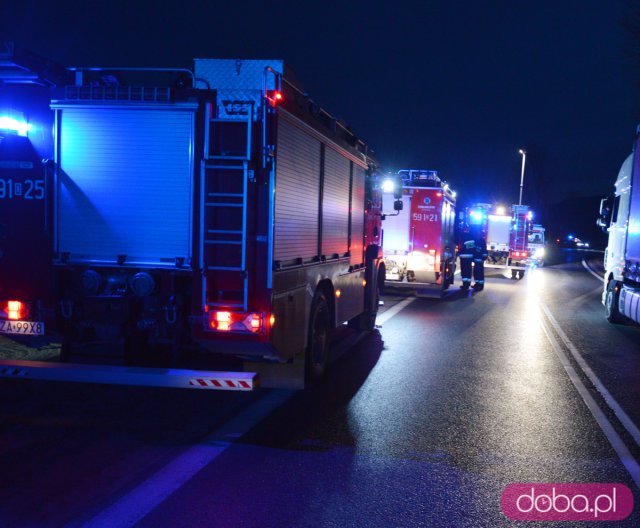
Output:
(207, 266), (243, 271)
(205, 240), (242, 245)
(209, 155), (249, 161)
(205, 202), (243, 208)
(207, 302), (244, 308)
(208, 229), (243, 235)
(205, 163), (245, 170)
(207, 193), (244, 198)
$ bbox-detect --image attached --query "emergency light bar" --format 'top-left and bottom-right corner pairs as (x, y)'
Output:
(0, 116), (31, 136)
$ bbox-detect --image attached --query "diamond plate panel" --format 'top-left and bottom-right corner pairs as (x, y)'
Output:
(195, 59), (284, 121)
(194, 59), (283, 90)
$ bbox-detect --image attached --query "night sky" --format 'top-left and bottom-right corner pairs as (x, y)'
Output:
(2, 0), (638, 234)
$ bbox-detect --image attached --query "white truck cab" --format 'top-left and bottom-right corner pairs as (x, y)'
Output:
(600, 148), (637, 323)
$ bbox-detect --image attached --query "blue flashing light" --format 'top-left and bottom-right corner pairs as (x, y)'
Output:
(568, 234), (574, 240)
(0, 116), (31, 137)
(470, 210), (484, 223)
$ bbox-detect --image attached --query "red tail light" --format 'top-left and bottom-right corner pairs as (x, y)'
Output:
(207, 310), (266, 333)
(4, 300), (26, 320)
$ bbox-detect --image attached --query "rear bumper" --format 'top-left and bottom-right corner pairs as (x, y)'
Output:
(0, 358), (258, 391)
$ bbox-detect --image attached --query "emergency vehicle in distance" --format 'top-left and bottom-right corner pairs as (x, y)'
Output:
(527, 224), (546, 267)
(381, 170), (457, 295)
(0, 56), (387, 389)
(0, 43), (68, 340)
(598, 126), (640, 325)
(464, 203), (532, 279)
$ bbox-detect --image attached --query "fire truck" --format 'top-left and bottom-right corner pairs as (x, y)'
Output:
(382, 170), (457, 295)
(527, 224), (546, 267)
(0, 43), (67, 340)
(465, 203), (532, 279)
(0, 58), (385, 389)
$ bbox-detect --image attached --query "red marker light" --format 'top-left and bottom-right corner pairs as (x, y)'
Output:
(215, 311), (231, 322)
(7, 300), (25, 320)
(274, 91), (283, 101)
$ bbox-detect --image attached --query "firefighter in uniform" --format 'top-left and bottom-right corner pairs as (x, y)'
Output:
(458, 223), (488, 291)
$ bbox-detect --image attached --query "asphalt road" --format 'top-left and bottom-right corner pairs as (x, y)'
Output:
(1, 247), (640, 527)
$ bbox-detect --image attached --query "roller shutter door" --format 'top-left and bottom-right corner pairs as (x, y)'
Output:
(274, 116), (321, 264)
(322, 147), (350, 258)
(350, 164), (366, 266)
(56, 106), (195, 266)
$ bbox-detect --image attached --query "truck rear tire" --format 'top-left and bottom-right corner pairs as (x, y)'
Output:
(605, 280), (624, 323)
(350, 286), (379, 331)
(306, 293), (330, 382)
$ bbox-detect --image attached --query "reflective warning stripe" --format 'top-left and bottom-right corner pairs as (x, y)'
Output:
(189, 378), (254, 390)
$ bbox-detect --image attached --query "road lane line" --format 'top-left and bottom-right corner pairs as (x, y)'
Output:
(376, 297), (415, 325)
(81, 390), (293, 528)
(582, 259), (605, 283)
(538, 313), (640, 488)
(540, 302), (640, 448)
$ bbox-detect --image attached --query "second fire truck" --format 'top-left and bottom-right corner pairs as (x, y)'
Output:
(382, 170), (457, 295)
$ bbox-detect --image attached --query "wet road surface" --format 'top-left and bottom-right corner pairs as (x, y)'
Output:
(1, 247), (640, 527)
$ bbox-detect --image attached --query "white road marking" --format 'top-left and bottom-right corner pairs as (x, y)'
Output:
(539, 303), (640, 488)
(582, 259), (605, 283)
(541, 303), (640, 447)
(81, 390), (293, 528)
(376, 297), (415, 325)
(81, 294), (415, 526)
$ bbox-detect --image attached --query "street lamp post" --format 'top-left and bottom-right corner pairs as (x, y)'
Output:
(518, 148), (526, 205)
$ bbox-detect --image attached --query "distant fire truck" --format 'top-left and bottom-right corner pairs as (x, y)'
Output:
(527, 224), (546, 266)
(382, 170), (457, 295)
(0, 57), (386, 389)
(465, 203), (532, 279)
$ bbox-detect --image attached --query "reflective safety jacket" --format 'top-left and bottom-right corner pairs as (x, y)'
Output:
(459, 237), (488, 260)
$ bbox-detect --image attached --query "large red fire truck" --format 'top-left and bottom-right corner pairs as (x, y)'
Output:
(0, 58), (385, 389)
(0, 43), (67, 340)
(465, 203), (532, 279)
(382, 170), (456, 295)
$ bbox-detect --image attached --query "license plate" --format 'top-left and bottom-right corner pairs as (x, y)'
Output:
(0, 320), (45, 335)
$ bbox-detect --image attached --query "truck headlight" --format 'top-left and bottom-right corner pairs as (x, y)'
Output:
(534, 248), (545, 258)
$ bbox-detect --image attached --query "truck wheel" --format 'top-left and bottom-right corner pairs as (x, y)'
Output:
(359, 285), (380, 331)
(306, 293), (330, 381)
(517, 270), (525, 280)
(510, 270), (518, 280)
(605, 280), (623, 323)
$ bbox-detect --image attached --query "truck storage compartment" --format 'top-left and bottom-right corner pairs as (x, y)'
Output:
(53, 104), (197, 266)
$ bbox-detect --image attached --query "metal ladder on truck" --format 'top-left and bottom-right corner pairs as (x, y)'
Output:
(511, 205), (530, 253)
(201, 104), (253, 312)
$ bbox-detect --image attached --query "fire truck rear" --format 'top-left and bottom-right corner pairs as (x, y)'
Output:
(0, 43), (67, 341)
(382, 170), (456, 295)
(1, 58), (384, 389)
(466, 203), (532, 279)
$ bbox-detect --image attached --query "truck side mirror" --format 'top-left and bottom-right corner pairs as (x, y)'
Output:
(394, 199), (403, 211)
(599, 196), (613, 218)
(596, 217), (608, 232)
(597, 196), (613, 232)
